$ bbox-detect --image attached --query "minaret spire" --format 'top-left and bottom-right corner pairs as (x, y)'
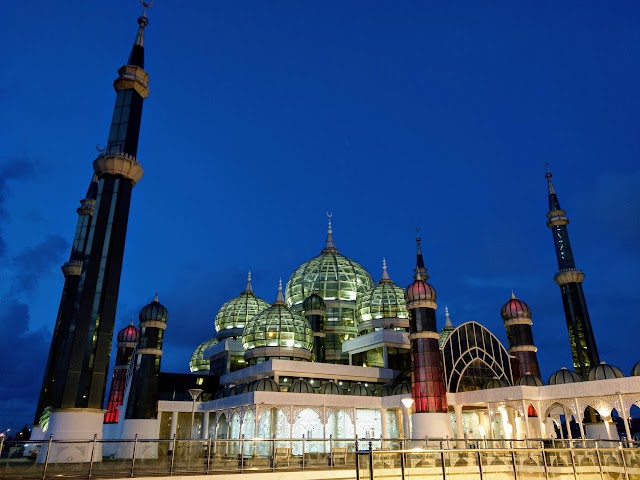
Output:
(244, 271), (253, 293)
(275, 278), (285, 304)
(128, 2), (151, 68)
(545, 167), (599, 379)
(322, 212), (338, 253)
(414, 228), (428, 279)
(380, 258), (391, 282)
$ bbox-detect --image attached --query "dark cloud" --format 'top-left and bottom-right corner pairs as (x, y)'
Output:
(0, 299), (50, 430)
(10, 234), (68, 294)
(0, 158), (36, 258)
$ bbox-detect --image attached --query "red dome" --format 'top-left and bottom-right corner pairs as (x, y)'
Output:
(404, 279), (437, 303)
(117, 323), (139, 343)
(500, 292), (531, 321)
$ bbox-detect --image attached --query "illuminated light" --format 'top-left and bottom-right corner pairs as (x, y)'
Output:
(401, 398), (415, 409)
(309, 379), (314, 384)
(338, 381), (343, 386)
(196, 377), (204, 385)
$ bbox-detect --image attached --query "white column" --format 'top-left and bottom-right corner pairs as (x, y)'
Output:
(521, 400), (531, 444)
(381, 408), (388, 445)
(603, 417), (613, 441)
(454, 404), (464, 440)
(574, 399), (586, 440)
(170, 411), (179, 439)
(506, 408), (517, 440)
(382, 346), (389, 369)
(202, 412), (210, 439)
(563, 407), (573, 442)
(618, 394), (632, 442)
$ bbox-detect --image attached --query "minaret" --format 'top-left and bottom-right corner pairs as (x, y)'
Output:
(125, 294), (168, 420)
(404, 234), (452, 438)
(104, 321), (139, 424)
(35, 8), (150, 441)
(545, 167), (599, 379)
(501, 292), (541, 381)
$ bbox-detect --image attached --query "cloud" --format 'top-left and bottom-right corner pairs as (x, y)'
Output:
(10, 235), (68, 294)
(0, 299), (50, 430)
(0, 157), (36, 258)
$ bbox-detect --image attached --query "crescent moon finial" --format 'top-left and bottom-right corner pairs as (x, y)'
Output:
(326, 211), (332, 219)
(141, 0), (154, 8)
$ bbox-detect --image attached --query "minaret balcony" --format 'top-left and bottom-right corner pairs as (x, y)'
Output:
(93, 152), (144, 185)
(76, 198), (96, 216)
(61, 260), (83, 277)
(546, 209), (569, 227)
(114, 65), (149, 98)
(554, 268), (585, 285)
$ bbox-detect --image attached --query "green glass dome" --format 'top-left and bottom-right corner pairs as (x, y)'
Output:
(189, 337), (218, 373)
(355, 259), (408, 324)
(242, 281), (314, 362)
(285, 222), (374, 307)
(214, 272), (269, 336)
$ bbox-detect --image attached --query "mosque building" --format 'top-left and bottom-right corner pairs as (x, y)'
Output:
(30, 7), (640, 463)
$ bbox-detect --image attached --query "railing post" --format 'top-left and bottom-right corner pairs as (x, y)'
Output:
(302, 434), (305, 470)
(446, 435), (450, 450)
(42, 435), (53, 480)
(477, 448), (484, 480)
(271, 434), (276, 471)
(169, 434), (176, 476)
(440, 441), (447, 480)
(620, 442), (630, 480)
(130, 434), (138, 478)
(368, 441), (374, 480)
(541, 441), (549, 480)
(206, 435), (212, 474)
(568, 441), (577, 480)
(88, 434), (98, 479)
(400, 441), (405, 480)
(595, 445), (604, 480)
(355, 440), (360, 480)
(510, 441), (518, 480)
(329, 435), (333, 469)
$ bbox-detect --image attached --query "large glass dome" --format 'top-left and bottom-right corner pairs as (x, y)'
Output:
(190, 337), (217, 372)
(242, 282), (314, 363)
(214, 273), (269, 335)
(355, 260), (408, 331)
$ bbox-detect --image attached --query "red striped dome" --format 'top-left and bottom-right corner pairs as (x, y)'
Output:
(500, 292), (531, 321)
(117, 323), (139, 343)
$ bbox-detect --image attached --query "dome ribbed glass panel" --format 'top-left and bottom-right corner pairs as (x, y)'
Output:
(632, 361), (640, 377)
(253, 377), (280, 392)
(319, 381), (343, 395)
(515, 373), (544, 386)
(548, 367), (583, 385)
(242, 304), (314, 351)
(393, 382), (411, 395)
(355, 281), (409, 323)
(484, 378), (509, 389)
(288, 379), (314, 393)
(588, 362), (624, 381)
(215, 291), (269, 332)
(376, 385), (393, 397)
(140, 300), (168, 323)
(189, 337), (218, 373)
(350, 383), (372, 396)
(285, 252), (374, 307)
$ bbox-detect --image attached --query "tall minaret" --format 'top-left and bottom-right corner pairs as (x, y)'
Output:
(35, 8), (150, 440)
(404, 234), (452, 438)
(501, 292), (541, 381)
(104, 322), (139, 424)
(545, 167), (599, 379)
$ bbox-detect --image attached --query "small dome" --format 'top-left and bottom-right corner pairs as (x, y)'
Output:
(484, 378), (509, 389)
(189, 337), (218, 373)
(213, 389), (225, 400)
(223, 385), (238, 397)
(376, 385), (393, 397)
(548, 367), (583, 385)
(288, 378), (314, 394)
(253, 377), (280, 392)
(588, 361), (625, 381)
(350, 382), (373, 396)
(515, 373), (545, 387)
(285, 219), (374, 306)
(117, 323), (139, 343)
(392, 382), (412, 395)
(500, 292), (531, 321)
(356, 260), (409, 323)
(404, 279), (437, 304)
(139, 293), (169, 323)
(239, 381), (255, 394)
(242, 281), (314, 357)
(319, 381), (343, 395)
(631, 361), (640, 377)
(302, 293), (326, 312)
(215, 273), (269, 336)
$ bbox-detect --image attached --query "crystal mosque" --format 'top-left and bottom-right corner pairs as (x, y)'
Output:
(29, 6), (640, 464)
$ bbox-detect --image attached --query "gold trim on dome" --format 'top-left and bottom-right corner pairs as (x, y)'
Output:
(503, 318), (533, 327)
(406, 300), (437, 310)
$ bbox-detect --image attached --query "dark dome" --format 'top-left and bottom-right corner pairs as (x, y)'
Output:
(500, 292), (531, 321)
(392, 382), (412, 395)
(515, 373), (544, 387)
(484, 378), (509, 389)
(288, 379), (314, 394)
(253, 377), (280, 392)
(404, 279), (437, 303)
(239, 381), (255, 394)
(117, 323), (139, 343)
(548, 367), (583, 385)
(588, 362), (624, 381)
(350, 382), (372, 396)
(214, 389), (225, 400)
(222, 386), (235, 397)
(139, 293), (169, 323)
(632, 361), (640, 377)
(376, 385), (393, 397)
(302, 293), (326, 312)
(319, 381), (343, 395)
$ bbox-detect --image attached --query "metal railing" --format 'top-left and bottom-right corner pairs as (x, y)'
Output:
(1, 436), (639, 480)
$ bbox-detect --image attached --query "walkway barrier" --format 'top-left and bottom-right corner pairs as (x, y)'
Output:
(1, 436), (638, 479)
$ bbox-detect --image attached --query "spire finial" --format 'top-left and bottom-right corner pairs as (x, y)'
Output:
(444, 305), (454, 328)
(244, 271), (253, 293)
(511, 289), (516, 300)
(275, 278), (285, 304)
(127, 1), (151, 68)
(414, 228), (428, 280)
(545, 163), (556, 195)
(380, 257), (391, 282)
(154, 291), (159, 302)
(322, 212), (338, 253)
(130, 316), (134, 326)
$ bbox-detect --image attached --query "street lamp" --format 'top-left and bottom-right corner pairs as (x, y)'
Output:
(188, 389), (203, 439)
(401, 398), (414, 440)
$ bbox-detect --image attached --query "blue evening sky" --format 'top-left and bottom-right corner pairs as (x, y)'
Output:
(1, 1), (639, 431)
